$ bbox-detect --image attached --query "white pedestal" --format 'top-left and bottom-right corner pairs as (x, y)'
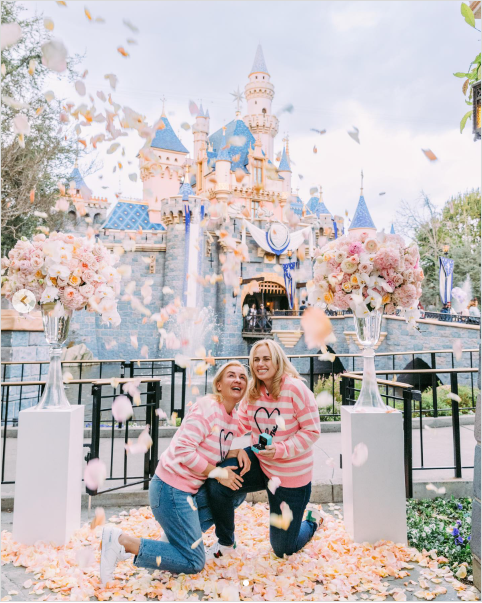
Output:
(13, 406), (84, 546)
(341, 406), (407, 544)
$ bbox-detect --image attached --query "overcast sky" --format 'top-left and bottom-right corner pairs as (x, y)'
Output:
(23, 0), (482, 232)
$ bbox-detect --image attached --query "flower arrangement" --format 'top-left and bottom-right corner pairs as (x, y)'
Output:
(2, 232), (121, 326)
(309, 230), (423, 326)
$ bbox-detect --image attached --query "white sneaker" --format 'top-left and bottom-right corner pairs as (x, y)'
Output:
(100, 526), (131, 585)
(205, 540), (236, 560)
(305, 507), (324, 527)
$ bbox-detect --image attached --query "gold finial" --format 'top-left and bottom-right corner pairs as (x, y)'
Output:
(282, 133), (290, 156)
(160, 95), (166, 117)
(360, 169), (364, 194)
(319, 185), (322, 198)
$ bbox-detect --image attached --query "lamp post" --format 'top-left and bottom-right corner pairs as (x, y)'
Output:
(474, 80), (481, 141)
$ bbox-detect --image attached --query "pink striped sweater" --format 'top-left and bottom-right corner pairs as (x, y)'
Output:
(156, 396), (239, 494)
(237, 375), (321, 488)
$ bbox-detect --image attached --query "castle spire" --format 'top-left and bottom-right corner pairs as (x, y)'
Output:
(250, 44), (269, 75)
(349, 171), (376, 232)
(216, 126), (231, 161)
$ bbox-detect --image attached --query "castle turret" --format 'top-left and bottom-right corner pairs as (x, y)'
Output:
(140, 104), (189, 224)
(243, 45), (279, 161)
(348, 171), (377, 234)
(193, 104), (209, 163)
(390, 223), (396, 234)
(214, 127), (232, 204)
(278, 140), (292, 193)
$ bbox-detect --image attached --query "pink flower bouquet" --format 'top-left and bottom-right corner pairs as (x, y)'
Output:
(309, 230), (423, 326)
(2, 232), (121, 326)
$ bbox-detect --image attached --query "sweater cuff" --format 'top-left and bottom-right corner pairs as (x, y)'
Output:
(190, 455), (209, 475)
(273, 442), (285, 460)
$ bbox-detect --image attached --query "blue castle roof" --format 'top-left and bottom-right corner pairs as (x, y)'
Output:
(290, 196), (303, 217)
(179, 180), (194, 201)
(278, 146), (291, 172)
(250, 44), (269, 75)
(207, 119), (256, 173)
(69, 166), (86, 189)
(151, 116), (188, 154)
(216, 129), (231, 161)
(349, 195), (376, 230)
(390, 223), (395, 234)
(306, 195), (331, 217)
(103, 201), (165, 231)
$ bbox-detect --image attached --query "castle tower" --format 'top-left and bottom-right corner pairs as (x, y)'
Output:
(278, 139), (292, 193)
(64, 163), (109, 234)
(193, 104), (209, 163)
(243, 45), (279, 161)
(214, 127), (232, 204)
(348, 171), (377, 234)
(140, 104), (189, 224)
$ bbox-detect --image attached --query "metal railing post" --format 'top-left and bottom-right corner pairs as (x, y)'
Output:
(341, 376), (347, 405)
(170, 360), (176, 416)
(403, 389), (415, 498)
(180, 368), (187, 419)
(309, 356), (314, 392)
(431, 352), (438, 418)
(450, 372), (462, 478)
(150, 381), (161, 478)
(85, 384), (102, 495)
(144, 382), (153, 491)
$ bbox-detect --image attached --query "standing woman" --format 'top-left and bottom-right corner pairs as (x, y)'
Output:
(206, 339), (321, 559)
(100, 361), (249, 584)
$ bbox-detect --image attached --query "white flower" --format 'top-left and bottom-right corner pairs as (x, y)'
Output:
(370, 274), (393, 292)
(340, 259), (357, 274)
(48, 263), (70, 279)
(101, 310), (121, 327)
(96, 284), (115, 298)
(40, 286), (59, 303)
(366, 288), (383, 308)
(335, 251), (347, 263)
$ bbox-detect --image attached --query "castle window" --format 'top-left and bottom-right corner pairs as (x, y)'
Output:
(174, 158), (178, 162)
(254, 159), (262, 185)
(255, 76), (258, 79)
(251, 200), (260, 220)
(255, 101), (257, 104)
(166, 157), (170, 161)
(262, 108), (266, 114)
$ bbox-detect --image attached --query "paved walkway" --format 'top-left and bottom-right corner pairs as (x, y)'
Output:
(1, 425), (476, 496)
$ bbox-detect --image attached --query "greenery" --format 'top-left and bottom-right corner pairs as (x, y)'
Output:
(314, 374), (478, 420)
(454, 3), (481, 133)
(406, 497), (473, 577)
(1, 1), (82, 253)
(396, 190), (481, 308)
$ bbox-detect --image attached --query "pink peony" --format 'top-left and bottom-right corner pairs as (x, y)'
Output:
(373, 247), (400, 271)
(348, 241), (363, 256)
(333, 291), (350, 309)
(19, 260), (33, 273)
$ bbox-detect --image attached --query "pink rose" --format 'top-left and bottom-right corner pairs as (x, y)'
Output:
(19, 260), (33, 273)
(348, 241), (363, 256)
(82, 269), (96, 283)
(63, 286), (76, 300)
(364, 239), (378, 253)
(33, 234), (46, 242)
(80, 283), (94, 298)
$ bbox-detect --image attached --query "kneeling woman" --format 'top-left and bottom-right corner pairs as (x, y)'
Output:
(207, 339), (321, 559)
(100, 361), (249, 584)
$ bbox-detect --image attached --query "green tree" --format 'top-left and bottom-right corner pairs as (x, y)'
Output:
(396, 190), (481, 308)
(1, 1), (82, 253)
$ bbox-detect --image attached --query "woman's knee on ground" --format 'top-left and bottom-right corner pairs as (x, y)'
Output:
(185, 547), (205, 574)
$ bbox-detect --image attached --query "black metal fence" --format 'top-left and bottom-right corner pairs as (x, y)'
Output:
(340, 371), (475, 498)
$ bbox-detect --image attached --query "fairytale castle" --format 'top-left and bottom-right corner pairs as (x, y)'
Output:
(66, 45), (378, 359)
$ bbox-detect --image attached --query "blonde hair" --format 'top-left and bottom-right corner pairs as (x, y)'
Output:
(212, 360), (248, 400)
(247, 339), (300, 403)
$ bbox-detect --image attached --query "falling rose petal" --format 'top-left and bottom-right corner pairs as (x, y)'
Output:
(301, 307), (334, 349)
(316, 391), (333, 408)
(188, 100), (199, 116)
(83, 458), (106, 490)
(208, 467), (229, 480)
(107, 142), (120, 154)
(156, 556), (162, 566)
(453, 340), (463, 361)
(191, 536), (203, 549)
(63, 371), (73, 383)
(170, 411), (178, 426)
(13, 114), (30, 136)
(456, 565), (468, 579)
(221, 586), (240, 601)
(90, 507), (105, 529)
(123, 18), (139, 32)
(270, 501), (293, 530)
(112, 395), (133, 422)
(163, 286), (173, 295)
(156, 408), (167, 420)
(43, 17), (54, 31)
(267, 476), (281, 494)
(422, 148), (438, 161)
(1, 23), (22, 50)
(117, 46), (129, 57)
(175, 354), (191, 369)
(446, 392), (461, 402)
(74, 80), (86, 96)
(41, 39), (68, 72)
(275, 415), (286, 431)
(212, 335), (219, 343)
(128, 172), (137, 182)
(140, 344), (149, 358)
(130, 334), (138, 348)
(325, 457), (335, 467)
(180, 122), (191, 130)
(186, 496), (197, 511)
(352, 442), (368, 467)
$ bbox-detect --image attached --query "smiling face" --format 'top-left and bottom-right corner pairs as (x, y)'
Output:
(252, 343), (277, 384)
(216, 364), (247, 404)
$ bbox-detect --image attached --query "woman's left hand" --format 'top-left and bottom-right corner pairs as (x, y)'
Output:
(258, 444), (276, 459)
(237, 449), (251, 476)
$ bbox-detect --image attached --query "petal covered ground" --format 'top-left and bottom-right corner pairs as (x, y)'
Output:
(1, 503), (479, 602)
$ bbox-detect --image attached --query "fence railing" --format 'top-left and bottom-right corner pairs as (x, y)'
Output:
(340, 371), (475, 498)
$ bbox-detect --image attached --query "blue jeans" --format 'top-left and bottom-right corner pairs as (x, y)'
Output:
(134, 476), (245, 574)
(206, 447), (317, 557)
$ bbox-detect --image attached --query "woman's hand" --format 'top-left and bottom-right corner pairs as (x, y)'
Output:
(258, 444), (276, 459)
(217, 467), (244, 491)
(237, 449), (251, 476)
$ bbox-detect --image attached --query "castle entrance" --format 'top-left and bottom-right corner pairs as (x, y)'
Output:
(244, 280), (289, 313)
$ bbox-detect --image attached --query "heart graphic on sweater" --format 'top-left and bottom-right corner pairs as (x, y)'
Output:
(219, 429), (234, 462)
(253, 407), (280, 435)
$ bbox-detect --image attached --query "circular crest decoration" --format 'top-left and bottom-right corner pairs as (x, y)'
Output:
(12, 289), (36, 314)
(266, 222), (290, 255)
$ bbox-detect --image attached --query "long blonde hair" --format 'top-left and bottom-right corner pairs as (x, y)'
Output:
(247, 339), (300, 403)
(212, 360), (248, 401)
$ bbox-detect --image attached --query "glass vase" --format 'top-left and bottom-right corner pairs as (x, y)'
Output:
(35, 301), (72, 410)
(353, 306), (386, 411)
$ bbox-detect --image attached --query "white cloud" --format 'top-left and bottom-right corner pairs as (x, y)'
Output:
(331, 8), (381, 32)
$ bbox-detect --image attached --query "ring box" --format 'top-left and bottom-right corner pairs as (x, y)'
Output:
(251, 433), (272, 454)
